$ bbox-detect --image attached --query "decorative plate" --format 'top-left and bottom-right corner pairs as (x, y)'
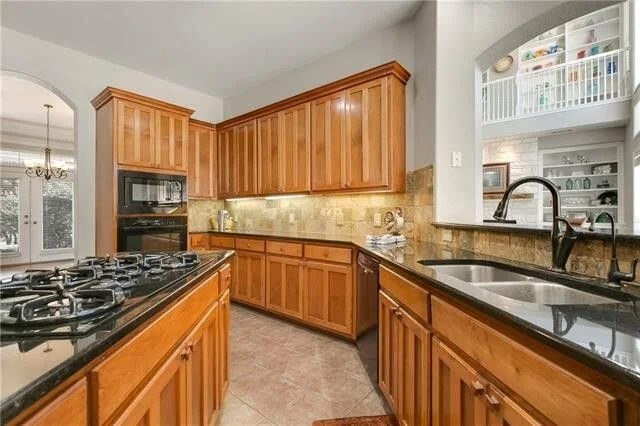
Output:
(493, 55), (514, 73)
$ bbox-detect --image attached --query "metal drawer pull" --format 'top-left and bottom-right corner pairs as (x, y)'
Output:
(471, 379), (485, 396)
(485, 393), (500, 411)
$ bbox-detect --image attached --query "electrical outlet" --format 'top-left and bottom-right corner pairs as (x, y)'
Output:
(374, 213), (382, 227)
(288, 212), (295, 224)
(442, 229), (453, 242)
(451, 151), (462, 168)
(336, 210), (344, 226)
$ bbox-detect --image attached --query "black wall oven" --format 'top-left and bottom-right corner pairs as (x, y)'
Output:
(117, 216), (187, 252)
(118, 170), (186, 215)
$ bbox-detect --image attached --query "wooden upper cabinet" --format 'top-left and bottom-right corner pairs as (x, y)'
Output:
(235, 120), (258, 197)
(188, 121), (216, 198)
(346, 78), (389, 190)
(257, 114), (281, 195)
(280, 102), (311, 193)
(156, 110), (188, 172)
(117, 100), (156, 168)
(217, 127), (235, 198)
(311, 91), (347, 191)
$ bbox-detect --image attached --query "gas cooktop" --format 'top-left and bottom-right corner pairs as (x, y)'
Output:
(0, 251), (220, 338)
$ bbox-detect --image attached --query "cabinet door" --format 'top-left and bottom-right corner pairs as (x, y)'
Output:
(23, 379), (87, 426)
(280, 102), (311, 193)
(217, 289), (230, 405)
(185, 316), (206, 426)
(257, 114), (281, 195)
(303, 261), (353, 335)
(217, 127), (235, 198)
(234, 250), (265, 307)
(156, 110), (188, 171)
(188, 123), (215, 198)
(235, 120), (258, 196)
(113, 346), (187, 426)
(266, 255), (304, 319)
(117, 100), (155, 167)
(432, 338), (490, 426)
(203, 303), (219, 425)
(378, 291), (399, 413)
(189, 233), (210, 251)
(346, 78), (389, 189)
(311, 92), (346, 191)
(396, 307), (430, 426)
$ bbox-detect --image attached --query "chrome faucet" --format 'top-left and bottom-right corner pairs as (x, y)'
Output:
(493, 176), (578, 272)
(589, 212), (638, 286)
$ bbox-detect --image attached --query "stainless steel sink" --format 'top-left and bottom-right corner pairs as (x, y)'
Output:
(427, 264), (619, 305)
(427, 264), (535, 283)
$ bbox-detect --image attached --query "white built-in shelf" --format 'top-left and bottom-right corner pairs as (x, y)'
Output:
(567, 35), (619, 53)
(521, 51), (565, 65)
(546, 173), (617, 179)
(556, 188), (618, 194)
(544, 205), (618, 210)
(543, 160), (617, 169)
(566, 17), (620, 36)
(523, 33), (565, 49)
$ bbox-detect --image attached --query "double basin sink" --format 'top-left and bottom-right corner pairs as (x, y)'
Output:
(419, 261), (620, 305)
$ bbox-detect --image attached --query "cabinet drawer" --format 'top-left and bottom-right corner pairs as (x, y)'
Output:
(210, 235), (235, 249)
(220, 263), (232, 292)
(235, 238), (265, 252)
(90, 271), (220, 424)
(304, 244), (351, 264)
(266, 241), (303, 257)
(190, 233), (209, 250)
(431, 297), (620, 426)
(379, 266), (429, 324)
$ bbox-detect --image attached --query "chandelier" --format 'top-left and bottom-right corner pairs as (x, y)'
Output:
(25, 104), (68, 181)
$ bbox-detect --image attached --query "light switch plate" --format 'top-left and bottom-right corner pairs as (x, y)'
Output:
(336, 210), (344, 226)
(373, 213), (382, 227)
(442, 229), (453, 242)
(288, 212), (295, 224)
(451, 151), (462, 168)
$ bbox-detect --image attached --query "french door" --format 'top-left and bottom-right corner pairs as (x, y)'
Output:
(0, 171), (74, 265)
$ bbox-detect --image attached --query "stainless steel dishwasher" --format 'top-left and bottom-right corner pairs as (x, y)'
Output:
(356, 251), (380, 384)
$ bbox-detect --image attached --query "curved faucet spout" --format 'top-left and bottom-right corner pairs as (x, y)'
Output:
(492, 176), (574, 272)
(493, 176), (560, 221)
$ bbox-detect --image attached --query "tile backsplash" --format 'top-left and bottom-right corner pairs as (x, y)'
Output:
(188, 166), (434, 239)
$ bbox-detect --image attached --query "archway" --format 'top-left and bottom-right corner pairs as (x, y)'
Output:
(0, 70), (78, 265)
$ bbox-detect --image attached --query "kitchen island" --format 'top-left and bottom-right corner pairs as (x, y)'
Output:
(1, 250), (234, 425)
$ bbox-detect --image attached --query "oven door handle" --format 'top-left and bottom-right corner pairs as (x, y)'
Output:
(121, 225), (188, 231)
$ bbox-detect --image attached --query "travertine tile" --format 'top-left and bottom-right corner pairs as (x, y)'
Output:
(348, 389), (391, 417)
(218, 393), (273, 426)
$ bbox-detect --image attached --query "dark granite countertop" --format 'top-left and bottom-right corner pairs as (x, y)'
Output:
(0, 251), (234, 424)
(202, 228), (640, 391)
(433, 221), (640, 242)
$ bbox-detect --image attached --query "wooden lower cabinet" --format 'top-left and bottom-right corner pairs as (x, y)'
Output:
(432, 337), (540, 426)
(303, 261), (353, 335)
(378, 290), (429, 426)
(218, 289), (230, 403)
(266, 255), (304, 319)
(189, 233), (210, 251)
(23, 379), (88, 426)
(113, 342), (188, 425)
(233, 251), (265, 307)
(114, 302), (223, 426)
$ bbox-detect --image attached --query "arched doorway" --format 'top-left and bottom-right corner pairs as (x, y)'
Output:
(0, 70), (77, 266)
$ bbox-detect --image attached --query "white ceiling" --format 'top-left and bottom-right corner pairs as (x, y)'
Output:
(1, 1), (421, 98)
(0, 74), (74, 129)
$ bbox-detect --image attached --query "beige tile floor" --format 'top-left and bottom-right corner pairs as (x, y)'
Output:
(220, 304), (390, 425)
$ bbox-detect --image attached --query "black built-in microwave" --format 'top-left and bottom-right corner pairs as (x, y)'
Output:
(118, 170), (186, 215)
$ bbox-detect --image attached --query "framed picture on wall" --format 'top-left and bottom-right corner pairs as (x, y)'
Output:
(483, 162), (510, 195)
